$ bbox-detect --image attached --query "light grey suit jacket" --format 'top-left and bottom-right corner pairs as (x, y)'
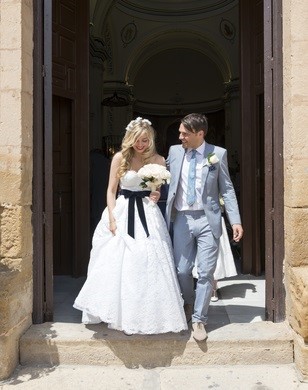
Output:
(165, 143), (241, 239)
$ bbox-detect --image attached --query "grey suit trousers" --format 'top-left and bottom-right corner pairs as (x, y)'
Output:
(173, 210), (219, 324)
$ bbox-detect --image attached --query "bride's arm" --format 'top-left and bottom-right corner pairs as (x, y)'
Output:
(106, 152), (121, 234)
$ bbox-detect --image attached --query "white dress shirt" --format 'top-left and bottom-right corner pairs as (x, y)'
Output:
(174, 142), (205, 211)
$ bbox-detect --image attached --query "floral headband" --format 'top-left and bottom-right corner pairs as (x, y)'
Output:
(125, 117), (152, 132)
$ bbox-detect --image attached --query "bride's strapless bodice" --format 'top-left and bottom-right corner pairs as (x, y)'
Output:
(120, 170), (143, 191)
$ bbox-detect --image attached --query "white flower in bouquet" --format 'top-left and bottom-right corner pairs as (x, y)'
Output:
(137, 163), (171, 192)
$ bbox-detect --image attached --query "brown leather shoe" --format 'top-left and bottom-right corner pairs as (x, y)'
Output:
(192, 322), (208, 341)
(184, 304), (193, 323)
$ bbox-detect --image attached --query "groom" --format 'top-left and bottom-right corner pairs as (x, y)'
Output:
(165, 113), (243, 341)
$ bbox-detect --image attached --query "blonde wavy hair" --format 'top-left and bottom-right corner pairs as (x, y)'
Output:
(117, 118), (156, 178)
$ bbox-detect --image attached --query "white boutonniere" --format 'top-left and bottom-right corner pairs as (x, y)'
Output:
(205, 153), (219, 171)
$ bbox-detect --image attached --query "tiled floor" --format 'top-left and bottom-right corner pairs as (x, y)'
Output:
(53, 274), (265, 329)
(206, 275), (265, 330)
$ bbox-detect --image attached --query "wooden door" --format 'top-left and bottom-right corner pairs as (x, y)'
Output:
(264, 0), (285, 321)
(240, 0), (265, 275)
(33, 0), (54, 322)
(52, 96), (73, 275)
(240, 0), (284, 321)
(32, 0), (89, 322)
(52, 0), (90, 277)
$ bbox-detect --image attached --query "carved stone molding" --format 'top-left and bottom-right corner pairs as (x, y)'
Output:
(116, 0), (237, 20)
(121, 22), (137, 47)
(220, 18), (236, 44)
(90, 35), (109, 63)
(223, 78), (239, 101)
(103, 24), (113, 73)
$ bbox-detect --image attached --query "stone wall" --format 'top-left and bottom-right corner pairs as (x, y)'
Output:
(0, 0), (33, 380)
(283, 0), (308, 380)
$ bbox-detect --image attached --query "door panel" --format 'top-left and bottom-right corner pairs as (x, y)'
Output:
(240, 0), (285, 321)
(240, 0), (264, 275)
(264, 0), (285, 321)
(53, 96), (73, 275)
(52, 0), (90, 277)
(33, 0), (53, 322)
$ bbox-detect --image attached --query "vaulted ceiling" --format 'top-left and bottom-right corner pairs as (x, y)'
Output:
(90, 0), (239, 114)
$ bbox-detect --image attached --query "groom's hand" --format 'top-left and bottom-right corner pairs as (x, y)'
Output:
(232, 224), (243, 242)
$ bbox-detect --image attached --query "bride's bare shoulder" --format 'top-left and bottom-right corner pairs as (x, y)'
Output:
(110, 151), (123, 167)
(151, 154), (166, 166)
(112, 151), (123, 161)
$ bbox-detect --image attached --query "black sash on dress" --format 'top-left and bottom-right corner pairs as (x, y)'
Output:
(119, 189), (151, 239)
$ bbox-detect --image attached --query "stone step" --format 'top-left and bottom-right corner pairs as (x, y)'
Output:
(20, 321), (294, 367)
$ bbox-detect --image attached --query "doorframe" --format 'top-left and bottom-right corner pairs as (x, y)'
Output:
(43, 0), (54, 322)
(33, 0), (284, 323)
(33, 0), (53, 323)
(263, 0), (285, 322)
(33, 0), (44, 324)
(240, 0), (285, 322)
(33, 0), (90, 323)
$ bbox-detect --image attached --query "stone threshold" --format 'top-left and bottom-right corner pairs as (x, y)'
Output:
(20, 321), (294, 367)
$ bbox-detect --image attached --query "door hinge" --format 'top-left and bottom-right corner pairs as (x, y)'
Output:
(42, 65), (46, 77)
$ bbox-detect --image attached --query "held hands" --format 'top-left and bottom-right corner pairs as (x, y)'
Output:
(149, 190), (161, 204)
(232, 224), (244, 242)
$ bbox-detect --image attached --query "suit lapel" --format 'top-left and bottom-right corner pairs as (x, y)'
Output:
(201, 142), (214, 185)
(174, 147), (185, 185)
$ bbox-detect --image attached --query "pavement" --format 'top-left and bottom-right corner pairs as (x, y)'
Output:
(1, 364), (307, 389)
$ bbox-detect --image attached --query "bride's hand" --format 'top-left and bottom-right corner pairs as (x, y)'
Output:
(109, 220), (117, 235)
(149, 190), (160, 204)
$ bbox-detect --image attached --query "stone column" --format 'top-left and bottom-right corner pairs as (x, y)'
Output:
(0, 0), (33, 379)
(283, 0), (308, 380)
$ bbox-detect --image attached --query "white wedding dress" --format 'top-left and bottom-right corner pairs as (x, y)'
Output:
(73, 171), (187, 334)
(213, 217), (237, 280)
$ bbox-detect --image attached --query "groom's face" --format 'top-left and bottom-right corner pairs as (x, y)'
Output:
(178, 124), (204, 150)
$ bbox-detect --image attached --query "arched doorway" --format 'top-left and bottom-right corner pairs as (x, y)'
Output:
(33, 0), (284, 323)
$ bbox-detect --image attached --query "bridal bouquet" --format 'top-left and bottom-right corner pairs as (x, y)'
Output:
(137, 163), (171, 192)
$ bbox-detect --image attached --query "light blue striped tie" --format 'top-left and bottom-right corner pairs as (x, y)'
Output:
(186, 149), (197, 206)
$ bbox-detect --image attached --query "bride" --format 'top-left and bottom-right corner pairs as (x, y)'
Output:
(73, 117), (188, 335)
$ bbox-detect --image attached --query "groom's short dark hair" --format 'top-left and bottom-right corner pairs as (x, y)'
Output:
(181, 113), (208, 136)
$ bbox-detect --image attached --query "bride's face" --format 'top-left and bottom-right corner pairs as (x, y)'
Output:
(132, 132), (149, 155)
